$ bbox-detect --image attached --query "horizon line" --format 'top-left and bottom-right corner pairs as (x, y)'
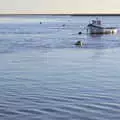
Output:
(0, 13), (120, 16)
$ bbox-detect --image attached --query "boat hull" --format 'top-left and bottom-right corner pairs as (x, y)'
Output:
(87, 24), (117, 34)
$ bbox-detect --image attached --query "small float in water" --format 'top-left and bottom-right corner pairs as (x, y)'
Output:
(87, 18), (118, 34)
(75, 41), (83, 47)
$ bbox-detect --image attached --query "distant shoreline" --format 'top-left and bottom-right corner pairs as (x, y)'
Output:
(0, 13), (120, 16)
(71, 14), (120, 16)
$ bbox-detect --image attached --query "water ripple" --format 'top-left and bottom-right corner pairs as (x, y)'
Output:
(0, 15), (120, 120)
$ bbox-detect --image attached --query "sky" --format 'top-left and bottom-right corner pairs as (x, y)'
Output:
(0, 0), (120, 14)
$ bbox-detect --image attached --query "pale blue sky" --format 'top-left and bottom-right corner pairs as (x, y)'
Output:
(0, 0), (120, 14)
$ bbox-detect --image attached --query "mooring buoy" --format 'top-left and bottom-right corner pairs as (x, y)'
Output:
(75, 41), (83, 46)
(78, 32), (82, 35)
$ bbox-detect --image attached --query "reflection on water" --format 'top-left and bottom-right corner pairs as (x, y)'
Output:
(0, 15), (120, 120)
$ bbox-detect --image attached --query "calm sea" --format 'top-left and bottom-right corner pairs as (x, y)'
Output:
(0, 15), (120, 120)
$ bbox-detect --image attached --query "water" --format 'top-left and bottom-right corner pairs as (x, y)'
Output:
(0, 15), (120, 120)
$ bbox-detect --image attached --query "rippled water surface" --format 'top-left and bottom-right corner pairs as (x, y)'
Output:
(0, 15), (120, 120)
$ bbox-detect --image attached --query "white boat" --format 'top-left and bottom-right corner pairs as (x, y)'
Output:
(87, 18), (118, 34)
